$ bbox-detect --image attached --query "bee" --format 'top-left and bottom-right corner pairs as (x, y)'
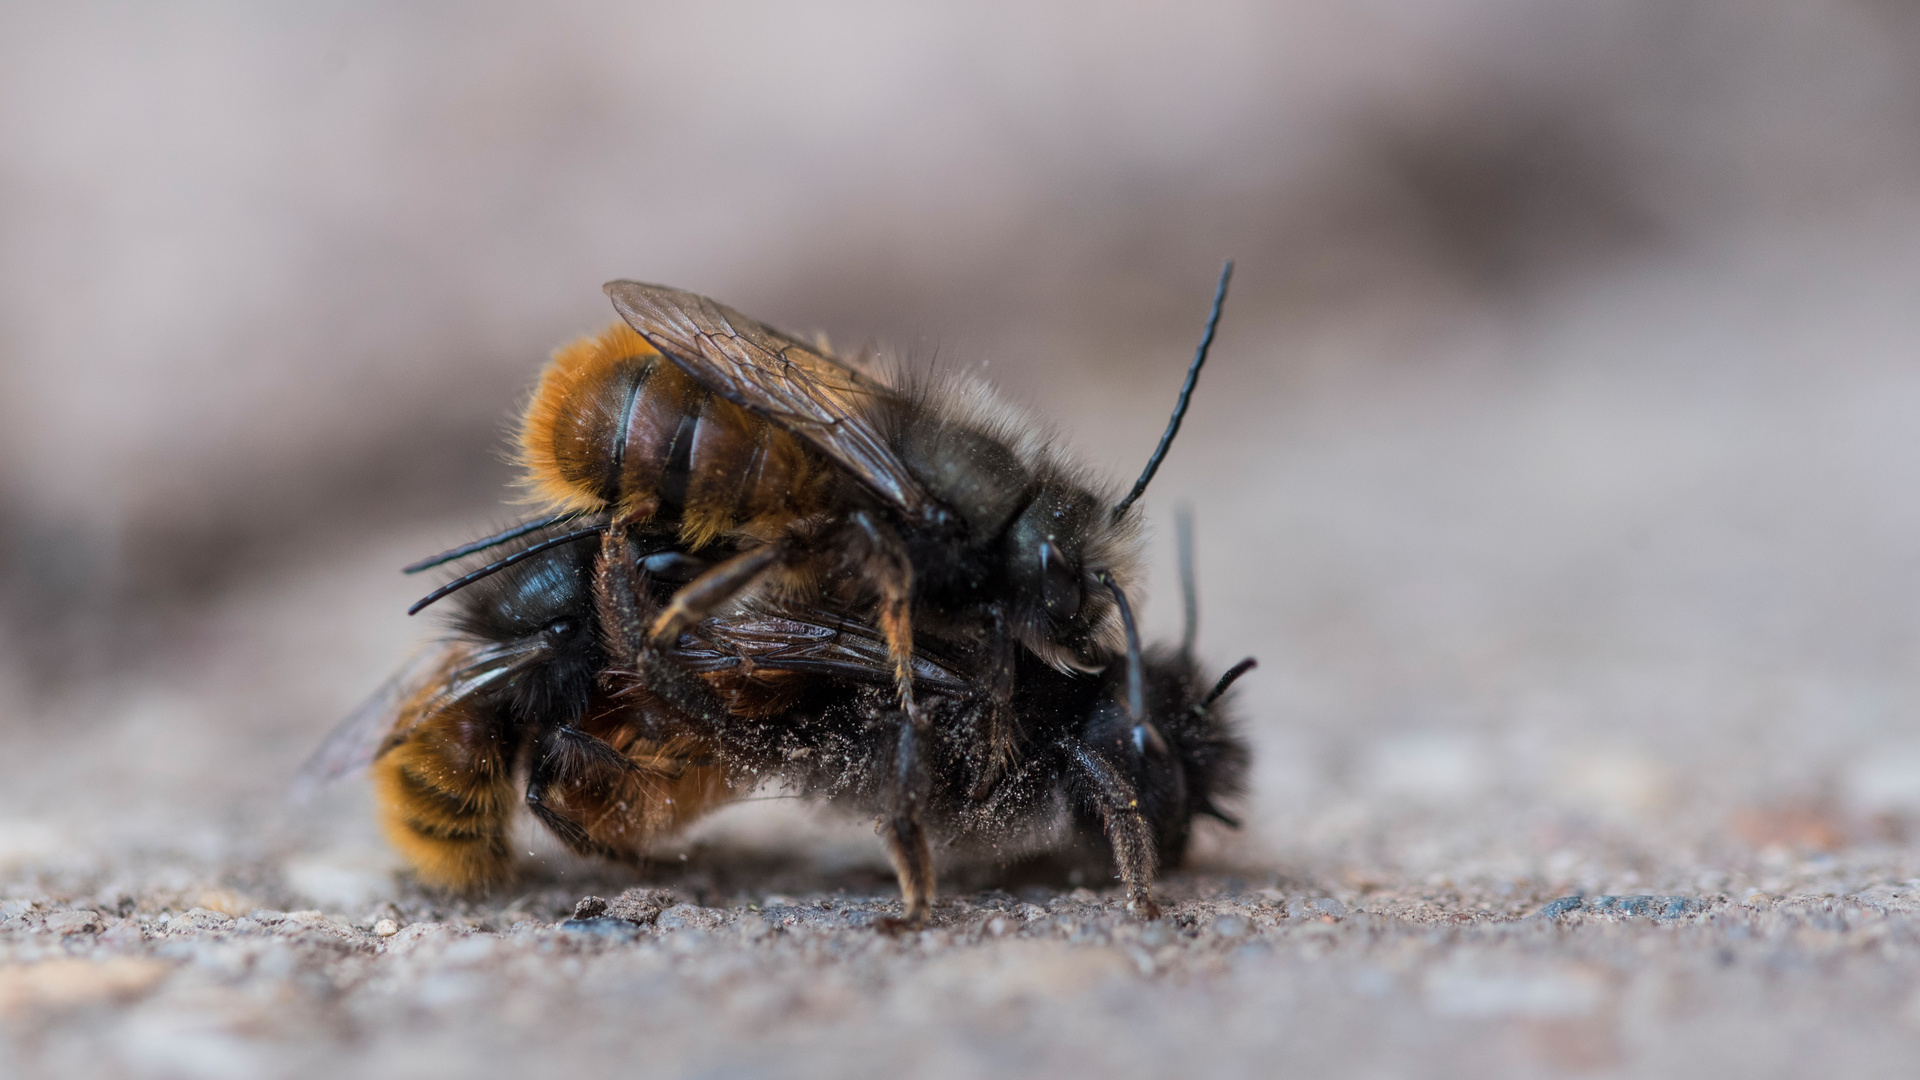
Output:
(297, 525), (728, 889)
(402, 263), (1239, 921)
(595, 509), (1254, 920)
(304, 513), (1253, 917)
(297, 523), (972, 891)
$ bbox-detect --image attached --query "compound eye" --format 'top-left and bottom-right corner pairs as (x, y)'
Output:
(543, 617), (577, 641)
(1039, 541), (1081, 621)
(640, 550), (709, 583)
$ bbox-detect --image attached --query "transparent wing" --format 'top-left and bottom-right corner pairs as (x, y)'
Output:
(289, 642), (528, 803)
(604, 281), (930, 514)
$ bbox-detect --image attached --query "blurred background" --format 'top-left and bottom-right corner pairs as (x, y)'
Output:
(3, 0), (1920, 897)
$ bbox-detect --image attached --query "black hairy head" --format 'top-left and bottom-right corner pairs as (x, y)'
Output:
(1078, 647), (1249, 866)
(446, 533), (603, 727)
(1000, 483), (1121, 668)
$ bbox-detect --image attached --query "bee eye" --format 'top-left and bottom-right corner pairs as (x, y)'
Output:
(1039, 542), (1081, 621)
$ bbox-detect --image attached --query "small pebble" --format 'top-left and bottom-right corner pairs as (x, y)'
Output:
(42, 910), (103, 936)
(559, 917), (643, 940)
(373, 919), (399, 937)
(1538, 896), (1586, 918)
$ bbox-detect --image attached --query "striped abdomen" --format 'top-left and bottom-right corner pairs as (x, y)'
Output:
(519, 323), (830, 548)
(370, 665), (518, 890)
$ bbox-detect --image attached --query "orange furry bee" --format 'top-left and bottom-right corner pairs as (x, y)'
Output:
(299, 522), (974, 890)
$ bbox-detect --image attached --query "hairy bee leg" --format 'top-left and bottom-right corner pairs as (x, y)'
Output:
(968, 604), (1019, 800)
(523, 725), (640, 858)
(646, 540), (790, 644)
(591, 529), (738, 736)
(879, 713), (935, 930)
(1065, 741), (1162, 920)
(524, 751), (600, 856)
(846, 511), (919, 721)
(595, 529), (651, 672)
(844, 509), (933, 926)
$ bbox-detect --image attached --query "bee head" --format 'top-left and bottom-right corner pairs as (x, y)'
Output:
(1005, 260), (1230, 670)
(1002, 484), (1132, 670)
(1081, 649), (1251, 866)
(450, 537), (603, 725)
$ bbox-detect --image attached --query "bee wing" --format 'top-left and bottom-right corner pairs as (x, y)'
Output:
(604, 281), (931, 515)
(670, 605), (968, 693)
(288, 648), (455, 803)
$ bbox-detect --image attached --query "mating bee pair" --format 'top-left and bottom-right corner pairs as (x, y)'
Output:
(304, 271), (1254, 925)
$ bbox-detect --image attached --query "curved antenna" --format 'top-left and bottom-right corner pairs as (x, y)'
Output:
(1100, 573), (1145, 724)
(1200, 657), (1257, 711)
(1111, 260), (1234, 522)
(402, 511), (592, 574)
(1175, 504), (1198, 657)
(407, 526), (605, 615)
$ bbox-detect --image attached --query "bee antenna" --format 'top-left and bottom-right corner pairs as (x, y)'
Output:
(1099, 573), (1146, 724)
(402, 511), (593, 574)
(1200, 657), (1257, 711)
(407, 525), (605, 615)
(1111, 260), (1234, 522)
(1175, 504), (1198, 657)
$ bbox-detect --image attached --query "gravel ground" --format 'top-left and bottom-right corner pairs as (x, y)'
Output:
(7, 847), (1920, 1079)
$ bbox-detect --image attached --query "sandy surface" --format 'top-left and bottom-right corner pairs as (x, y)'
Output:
(6, 845), (1920, 1079)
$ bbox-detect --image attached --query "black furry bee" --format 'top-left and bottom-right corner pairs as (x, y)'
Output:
(305, 515), (1252, 919)
(591, 514), (1253, 920)
(324, 266), (1247, 922)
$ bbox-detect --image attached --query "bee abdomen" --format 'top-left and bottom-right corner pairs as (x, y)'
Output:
(370, 714), (516, 891)
(520, 321), (826, 542)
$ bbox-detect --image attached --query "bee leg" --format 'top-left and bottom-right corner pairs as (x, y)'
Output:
(594, 528), (652, 676)
(878, 711), (935, 931)
(1065, 741), (1162, 920)
(523, 726), (636, 859)
(593, 529), (750, 743)
(968, 604), (1018, 800)
(645, 540), (792, 644)
(845, 511), (919, 722)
